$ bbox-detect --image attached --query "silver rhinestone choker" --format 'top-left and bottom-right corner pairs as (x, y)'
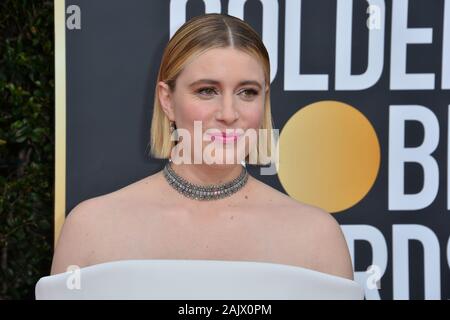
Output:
(163, 161), (249, 201)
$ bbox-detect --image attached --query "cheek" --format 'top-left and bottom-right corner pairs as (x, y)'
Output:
(240, 103), (264, 129)
(175, 99), (212, 128)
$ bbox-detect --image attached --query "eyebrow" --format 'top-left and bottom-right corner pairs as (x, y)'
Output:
(188, 79), (263, 90)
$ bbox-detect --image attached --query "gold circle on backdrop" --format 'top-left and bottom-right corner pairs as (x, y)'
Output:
(278, 100), (380, 213)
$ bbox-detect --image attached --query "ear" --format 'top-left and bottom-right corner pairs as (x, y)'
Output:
(157, 81), (176, 121)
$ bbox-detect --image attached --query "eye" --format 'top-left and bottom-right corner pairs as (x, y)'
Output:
(240, 89), (259, 99)
(196, 87), (217, 96)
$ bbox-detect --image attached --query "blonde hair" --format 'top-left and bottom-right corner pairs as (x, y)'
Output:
(150, 13), (276, 165)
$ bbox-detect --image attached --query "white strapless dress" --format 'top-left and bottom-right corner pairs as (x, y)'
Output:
(35, 259), (364, 300)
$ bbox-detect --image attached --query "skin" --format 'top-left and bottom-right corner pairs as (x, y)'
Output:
(50, 48), (354, 281)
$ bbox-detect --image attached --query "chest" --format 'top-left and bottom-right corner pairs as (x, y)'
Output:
(102, 205), (295, 263)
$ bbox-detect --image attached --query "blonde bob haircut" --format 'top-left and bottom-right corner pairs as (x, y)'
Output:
(150, 13), (276, 165)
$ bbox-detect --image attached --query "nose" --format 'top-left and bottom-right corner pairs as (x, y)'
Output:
(215, 93), (239, 125)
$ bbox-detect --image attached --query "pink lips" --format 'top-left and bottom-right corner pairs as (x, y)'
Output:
(207, 131), (242, 143)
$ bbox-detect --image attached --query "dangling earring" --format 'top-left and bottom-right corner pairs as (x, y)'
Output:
(169, 121), (179, 143)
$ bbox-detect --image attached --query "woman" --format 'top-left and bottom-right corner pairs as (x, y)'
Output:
(50, 13), (354, 281)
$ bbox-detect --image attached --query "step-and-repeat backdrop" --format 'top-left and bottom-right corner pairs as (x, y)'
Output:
(56, 0), (450, 299)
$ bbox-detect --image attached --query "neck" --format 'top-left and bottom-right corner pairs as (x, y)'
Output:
(168, 161), (244, 185)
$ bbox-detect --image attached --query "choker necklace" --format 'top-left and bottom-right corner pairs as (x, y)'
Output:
(163, 161), (249, 201)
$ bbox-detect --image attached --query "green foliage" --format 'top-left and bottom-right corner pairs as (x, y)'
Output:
(0, 0), (54, 299)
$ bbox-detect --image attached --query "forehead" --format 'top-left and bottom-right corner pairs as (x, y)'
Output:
(177, 47), (265, 84)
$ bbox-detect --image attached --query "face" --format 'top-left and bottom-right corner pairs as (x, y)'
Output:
(158, 47), (268, 165)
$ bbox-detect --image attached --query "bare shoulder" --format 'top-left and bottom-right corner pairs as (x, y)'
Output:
(285, 202), (354, 280)
(250, 178), (354, 280)
(50, 171), (163, 275)
(50, 195), (111, 275)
